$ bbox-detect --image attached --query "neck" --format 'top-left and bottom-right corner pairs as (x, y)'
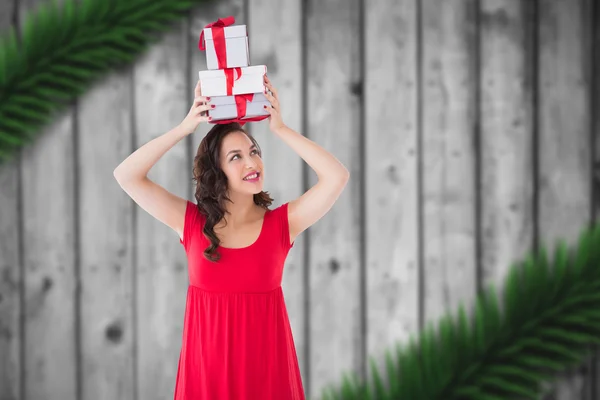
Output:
(223, 192), (259, 226)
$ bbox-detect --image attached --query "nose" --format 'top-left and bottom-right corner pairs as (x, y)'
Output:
(246, 160), (258, 170)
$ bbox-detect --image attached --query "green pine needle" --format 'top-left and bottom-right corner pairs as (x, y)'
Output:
(0, 0), (212, 165)
(318, 222), (600, 400)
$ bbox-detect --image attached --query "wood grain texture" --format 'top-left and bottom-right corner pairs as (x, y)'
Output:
(2, 0), (599, 398)
(592, 0), (600, 227)
(538, 0), (593, 399)
(0, 0), (13, 29)
(364, 0), (420, 388)
(0, 2), (21, 399)
(247, 0), (306, 383)
(305, 0), (362, 397)
(133, 21), (190, 400)
(591, 0), (600, 396)
(421, 0), (478, 325)
(18, 0), (77, 398)
(0, 161), (21, 400)
(479, 0), (534, 298)
(20, 118), (78, 400)
(78, 72), (134, 400)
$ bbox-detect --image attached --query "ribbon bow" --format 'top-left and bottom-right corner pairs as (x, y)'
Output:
(198, 16), (236, 69)
(212, 94), (270, 126)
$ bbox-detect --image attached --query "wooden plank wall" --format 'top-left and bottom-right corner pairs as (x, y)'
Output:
(365, 0), (419, 390)
(78, 10), (135, 400)
(18, 0), (78, 399)
(0, 6), (20, 400)
(132, 9), (188, 400)
(0, 0), (598, 399)
(306, 0), (362, 395)
(537, 0), (594, 398)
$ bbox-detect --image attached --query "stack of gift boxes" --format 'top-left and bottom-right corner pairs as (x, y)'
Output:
(198, 17), (270, 124)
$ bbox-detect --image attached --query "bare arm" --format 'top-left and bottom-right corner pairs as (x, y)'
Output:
(114, 124), (189, 183)
(113, 125), (190, 238)
(113, 81), (211, 239)
(272, 125), (349, 243)
(263, 76), (350, 244)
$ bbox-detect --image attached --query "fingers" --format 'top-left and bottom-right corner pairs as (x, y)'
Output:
(194, 110), (212, 122)
(185, 89), (214, 124)
(264, 74), (273, 86)
(194, 80), (202, 97)
(265, 83), (277, 98)
(263, 75), (278, 99)
(194, 102), (214, 113)
(263, 91), (279, 110)
(263, 104), (279, 115)
(194, 96), (210, 105)
(263, 90), (275, 103)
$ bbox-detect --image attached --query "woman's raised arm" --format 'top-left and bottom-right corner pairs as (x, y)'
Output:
(113, 81), (211, 239)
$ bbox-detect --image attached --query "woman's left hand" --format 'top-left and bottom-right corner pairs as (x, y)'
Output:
(263, 75), (285, 132)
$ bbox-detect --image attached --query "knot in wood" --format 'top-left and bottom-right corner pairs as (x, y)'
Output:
(105, 321), (123, 343)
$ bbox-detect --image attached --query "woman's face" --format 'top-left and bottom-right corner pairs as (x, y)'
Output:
(219, 131), (264, 195)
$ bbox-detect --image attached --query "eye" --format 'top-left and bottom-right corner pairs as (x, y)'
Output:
(231, 149), (259, 161)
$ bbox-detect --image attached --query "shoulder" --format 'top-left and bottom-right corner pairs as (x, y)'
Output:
(183, 200), (206, 231)
(180, 200), (205, 249)
(268, 202), (289, 218)
(267, 202), (294, 249)
(185, 200), (202, 217)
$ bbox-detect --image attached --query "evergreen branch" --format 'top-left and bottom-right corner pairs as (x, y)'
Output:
(0, 0), (211, 165)
(318, 223), (600, 400)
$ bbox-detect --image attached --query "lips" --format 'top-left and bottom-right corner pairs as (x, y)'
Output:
(243, 171), (260, 181)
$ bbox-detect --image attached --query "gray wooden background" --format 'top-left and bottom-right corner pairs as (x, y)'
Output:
(0, 0), (599, 399)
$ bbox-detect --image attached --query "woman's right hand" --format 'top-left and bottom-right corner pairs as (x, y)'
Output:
(179, 80), (213, 135)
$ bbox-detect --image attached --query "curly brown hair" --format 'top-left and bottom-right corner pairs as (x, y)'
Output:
(192, 122), (274, 262)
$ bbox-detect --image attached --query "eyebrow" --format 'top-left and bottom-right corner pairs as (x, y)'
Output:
(226, 144), (256, 157)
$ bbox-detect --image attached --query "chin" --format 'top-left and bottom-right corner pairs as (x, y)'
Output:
(239, 177), (263, 194)
(249, 185), (263, 194)
(234, 184), (263, 195)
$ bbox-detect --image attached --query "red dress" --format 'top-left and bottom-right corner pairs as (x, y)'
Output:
(174, 200), (305, 399)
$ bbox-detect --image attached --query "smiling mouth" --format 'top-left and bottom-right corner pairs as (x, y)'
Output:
(243, 172), (260, 181)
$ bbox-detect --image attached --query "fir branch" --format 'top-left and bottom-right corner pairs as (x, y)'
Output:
(319, 223), (600, 400)
(0, 0), (210, 164)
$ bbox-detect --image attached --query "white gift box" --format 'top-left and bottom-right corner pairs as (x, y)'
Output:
(203, 24), (249, 70)
(198, 65), (267, 97)
(208, 93), (270, 121)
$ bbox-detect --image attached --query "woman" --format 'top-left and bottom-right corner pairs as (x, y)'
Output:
(113, 75), (349, 399)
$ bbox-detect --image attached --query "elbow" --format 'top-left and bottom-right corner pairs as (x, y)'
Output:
(339, 168), (350, 184)
(114, 168), (147, 187)
(113, 167), (133, 186)
(113, 167), (124, 184)
(319, 168), (349, 187)
(342, 168), (350, 181)
(333, 169), (349, 187)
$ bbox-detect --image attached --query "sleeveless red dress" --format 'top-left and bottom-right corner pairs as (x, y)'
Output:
(174, 200), (305, 399)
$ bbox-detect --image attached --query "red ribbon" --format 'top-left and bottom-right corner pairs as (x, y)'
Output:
(235, 94), (253, 119)
(224, 67), (242, 96)
(212, 94), (269, 126)
(198, 16), (235, 69)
